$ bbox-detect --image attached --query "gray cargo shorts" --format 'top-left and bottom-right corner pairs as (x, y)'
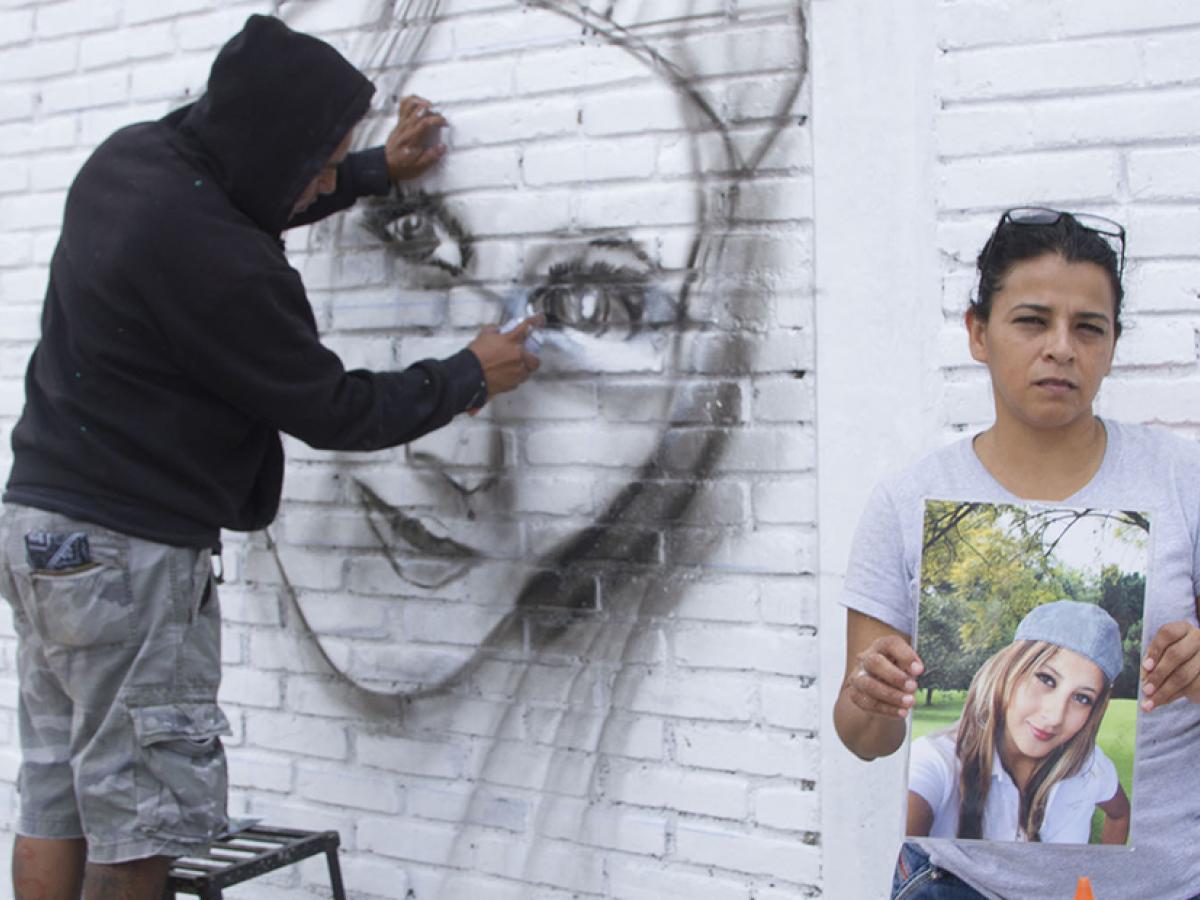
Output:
(0, 504), (230, 864)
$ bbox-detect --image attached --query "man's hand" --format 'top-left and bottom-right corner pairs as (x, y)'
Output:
(844, 633), (924, 720)
(467, 316), (543, 409)
(1141, 620), (1200, 711)
(385, 95), (447, 183)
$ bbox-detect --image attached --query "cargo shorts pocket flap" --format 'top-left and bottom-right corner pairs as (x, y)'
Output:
(129, 703), (230, 841)
(131, 702), (231, 749)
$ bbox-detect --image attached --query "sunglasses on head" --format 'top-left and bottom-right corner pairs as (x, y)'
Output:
(982, 206), (1127, 281)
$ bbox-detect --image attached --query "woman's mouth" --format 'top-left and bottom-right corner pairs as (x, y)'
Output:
(1027, 723), (1056, 742)
(1033, 377), (1076, 394)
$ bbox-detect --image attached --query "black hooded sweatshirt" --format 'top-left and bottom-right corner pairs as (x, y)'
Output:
(4, 15), (485, 548)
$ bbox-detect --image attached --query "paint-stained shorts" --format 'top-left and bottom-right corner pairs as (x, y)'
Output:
(0, 504), (230, 864)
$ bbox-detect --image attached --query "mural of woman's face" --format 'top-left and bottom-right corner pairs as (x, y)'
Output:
(280, 0), (804, 689)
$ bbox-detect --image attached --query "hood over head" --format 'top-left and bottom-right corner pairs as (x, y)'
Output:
(179, 14), (374, 234)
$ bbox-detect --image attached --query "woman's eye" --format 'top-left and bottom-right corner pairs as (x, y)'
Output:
(1078, 323), (1106, 336)
(1073, 693), (1094, 707)
(1035, 672), (1056, 688)
(1015, 316), (1045, 326)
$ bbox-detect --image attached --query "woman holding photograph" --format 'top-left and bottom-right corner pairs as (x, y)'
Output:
(906, 600), (1130, 845)
(833, 208), (1200, 898)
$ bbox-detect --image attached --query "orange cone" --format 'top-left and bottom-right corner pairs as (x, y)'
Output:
(1075, 877), (1095, 900)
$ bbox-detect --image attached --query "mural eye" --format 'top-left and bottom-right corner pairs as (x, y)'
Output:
(526, 260), (647, 338)
(360, 189), (471, 274)
(387, 212), (440, 262)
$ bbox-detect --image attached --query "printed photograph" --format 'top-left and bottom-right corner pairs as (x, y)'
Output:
(907, 500), (1149, 846)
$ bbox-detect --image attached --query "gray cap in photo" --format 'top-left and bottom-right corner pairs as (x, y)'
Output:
(1014, 599), (1124, 683)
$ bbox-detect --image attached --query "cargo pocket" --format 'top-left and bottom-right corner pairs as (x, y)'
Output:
(29, 545), (134, 648)
(129, 703), (231, 843)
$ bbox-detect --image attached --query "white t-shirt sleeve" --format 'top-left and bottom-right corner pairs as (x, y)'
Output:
(908, 734), (954, 811)
(1091, 746), (1119, 805)
(842, 482), (916, 635)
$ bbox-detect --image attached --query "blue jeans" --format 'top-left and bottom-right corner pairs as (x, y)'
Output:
(891, 843), (987, 900)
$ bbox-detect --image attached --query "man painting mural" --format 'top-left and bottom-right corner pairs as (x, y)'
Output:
(0, 15), (538, 900)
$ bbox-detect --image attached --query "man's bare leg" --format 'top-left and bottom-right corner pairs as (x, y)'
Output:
(82, 857), (171, 900)
(12, 835), (86, 900)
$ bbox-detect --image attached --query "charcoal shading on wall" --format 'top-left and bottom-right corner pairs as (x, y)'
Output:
(264, 0), (813, 891)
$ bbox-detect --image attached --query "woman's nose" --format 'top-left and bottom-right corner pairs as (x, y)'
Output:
(1043, 322), (1075, 362)
(1040, 693), (1068, 727)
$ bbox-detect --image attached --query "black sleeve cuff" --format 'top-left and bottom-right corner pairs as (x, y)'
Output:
(441, 347), (488, 412)
(344, 147), (392, 198)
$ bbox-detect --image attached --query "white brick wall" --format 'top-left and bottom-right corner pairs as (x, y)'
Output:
(931, 0), (1200, 440)
(0, 1), (817, 898)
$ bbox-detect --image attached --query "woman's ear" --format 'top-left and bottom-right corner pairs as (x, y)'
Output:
(966, 307), (989, 365)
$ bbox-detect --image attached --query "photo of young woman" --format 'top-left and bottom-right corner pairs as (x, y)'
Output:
(833, 208), (1200, 899)
(907, 600), (1130, 845)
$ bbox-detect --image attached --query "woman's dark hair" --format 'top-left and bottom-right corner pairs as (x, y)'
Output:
(971, 213), (1125, 338)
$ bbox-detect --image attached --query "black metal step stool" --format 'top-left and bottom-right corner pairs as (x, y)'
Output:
(163, 825), (346, 899)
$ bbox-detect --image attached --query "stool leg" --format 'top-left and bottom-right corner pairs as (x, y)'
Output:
(325, 848), (346, 900)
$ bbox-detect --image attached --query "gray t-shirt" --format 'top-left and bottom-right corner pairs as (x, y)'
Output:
(842, 419), (1200, 900)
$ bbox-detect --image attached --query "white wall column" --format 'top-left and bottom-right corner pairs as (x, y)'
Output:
(812, 1), (941, 896)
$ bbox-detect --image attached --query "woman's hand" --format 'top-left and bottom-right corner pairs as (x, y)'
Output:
(834, 610), (923, 760)
(1140, 619), (1200, 712)
(845, 632), (925, 719)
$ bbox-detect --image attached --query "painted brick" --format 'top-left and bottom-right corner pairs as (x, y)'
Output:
(674, 626), (817, 677)
(35, 0), (120, 37)
(606, 760), (750, 819)
(938, 37), (1141, 101)
(1024, 89), (1200, 149)
(538, 798), (668, 856)
(29, 151), (88, 191)
(760, 577), (819, 627)
(674, 724), (817, 778)
(296, 761), (402, 813)
(751, 475), (816, 524)
(357, 732), (470, 780)
(1053, 0), (1200, 39)
(1113, 318), (1196, 367)
(600, 859), (755, 900)
(673, 819), (820, 884)
(1124, 262), (1200, 314)
(939, 150), (1121, 210)
(613, 668), (756, 722)
(124, 0), (213, 26)
(128, 56), (208, 102)
(0, 38), (79, 82)
(0, 9), (34, 48)
(755, 784), (819, 832)
(218, 666), (283, 710)
(80, 23), (173, 69)
(225, 749), (294, 793)
(936, 1), (1063, 50)
(759, 676), (821, 731)
(1130, 146), (1200, 201)
(245, 712), (349, 761)
(1145, 30), (1200, 87)
(1127, 207), (1200, 259)
(0, 89), (34, 124)
(522, 136), (658, 187)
